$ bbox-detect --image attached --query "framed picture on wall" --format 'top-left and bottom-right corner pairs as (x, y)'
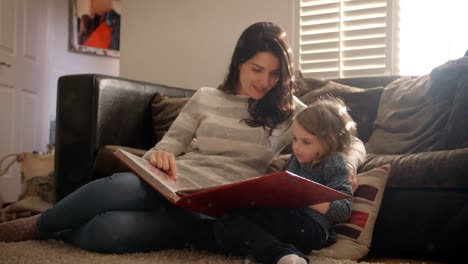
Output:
(69, 0), (121, 57)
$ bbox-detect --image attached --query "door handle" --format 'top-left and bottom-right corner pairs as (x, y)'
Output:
(0, 61), (12, 67)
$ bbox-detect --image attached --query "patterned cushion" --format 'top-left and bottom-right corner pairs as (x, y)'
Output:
(311, 164), (391, 260)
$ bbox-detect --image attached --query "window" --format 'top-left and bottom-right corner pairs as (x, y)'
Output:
(295, 0), (468, 78)
(295, 0), (399, 79)
(399, 0), (468, 75)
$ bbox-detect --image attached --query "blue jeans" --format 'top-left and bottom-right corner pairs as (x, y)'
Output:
(37, 172), (201, 253)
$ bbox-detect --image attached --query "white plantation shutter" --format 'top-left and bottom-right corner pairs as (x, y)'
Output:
(297, 0), (399, 79)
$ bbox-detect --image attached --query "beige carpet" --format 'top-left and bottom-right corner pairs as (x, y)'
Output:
(0, 240), (379, 264)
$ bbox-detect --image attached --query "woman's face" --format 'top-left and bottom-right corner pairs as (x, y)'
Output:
(291, 120), (325, 164)
(236, 51), (280, 100)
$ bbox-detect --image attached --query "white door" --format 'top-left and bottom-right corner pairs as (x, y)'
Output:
(0, 0), (48, 203)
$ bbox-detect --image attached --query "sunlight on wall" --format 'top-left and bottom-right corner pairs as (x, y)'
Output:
(400, 0), (468, 75)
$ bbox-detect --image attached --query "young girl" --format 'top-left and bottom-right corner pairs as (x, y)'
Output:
(193, 96), (357, 264)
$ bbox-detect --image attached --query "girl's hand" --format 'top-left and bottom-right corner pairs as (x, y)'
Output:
(309, 202), (330, 215)
(148, 150), (178, 180)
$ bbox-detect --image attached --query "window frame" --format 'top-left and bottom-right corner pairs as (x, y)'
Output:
(293, 0), (400, 79)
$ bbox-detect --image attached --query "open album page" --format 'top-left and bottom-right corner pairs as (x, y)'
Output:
(117, 150), (196, 199)
(117, 149), (238, 199)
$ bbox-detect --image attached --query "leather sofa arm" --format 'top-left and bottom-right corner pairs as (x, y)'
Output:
(54, 74), (193, 201)
(359, 148), (468, 189)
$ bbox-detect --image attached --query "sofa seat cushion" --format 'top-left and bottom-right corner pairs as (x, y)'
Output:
(360, 148), (468, 189)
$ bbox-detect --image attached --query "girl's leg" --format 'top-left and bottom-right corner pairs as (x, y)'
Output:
(38, 172), (166, 236)
(211, 208), (326, 264)
(241, 208), (327, 253)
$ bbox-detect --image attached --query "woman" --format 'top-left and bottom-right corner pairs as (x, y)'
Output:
(0, 22), (365, 254)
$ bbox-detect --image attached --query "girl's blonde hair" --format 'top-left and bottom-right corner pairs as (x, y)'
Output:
(294, 96), (357, 160)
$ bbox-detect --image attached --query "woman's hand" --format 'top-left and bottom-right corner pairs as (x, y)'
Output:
(148, 150), (178, 180)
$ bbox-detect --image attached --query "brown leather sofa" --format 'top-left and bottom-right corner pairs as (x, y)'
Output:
(55, 74), (467, 262)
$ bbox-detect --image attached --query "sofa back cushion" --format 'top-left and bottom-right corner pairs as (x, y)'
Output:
(366, 75), (451, 154)
(298, 80), (384, 143)
(151, 93), (190, 143)
(366, 56), (468, 154)
(446, 74), (468, 149)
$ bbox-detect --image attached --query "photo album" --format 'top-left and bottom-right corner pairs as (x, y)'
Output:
(114, 149), (350, 217)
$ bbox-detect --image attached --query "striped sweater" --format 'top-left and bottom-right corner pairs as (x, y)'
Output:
(144, 87), (306, 187)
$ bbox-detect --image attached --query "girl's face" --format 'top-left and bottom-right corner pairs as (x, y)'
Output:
(236, 51), (280, 100)
(291, 120), (325, 164)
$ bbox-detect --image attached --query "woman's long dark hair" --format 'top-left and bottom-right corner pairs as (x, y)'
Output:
(219, 22), (297, 135)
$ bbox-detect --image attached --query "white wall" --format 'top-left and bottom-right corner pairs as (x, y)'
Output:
(0, 0), (119, 203)
(120, 0), (295, 90)
(40, 0), (120, 151)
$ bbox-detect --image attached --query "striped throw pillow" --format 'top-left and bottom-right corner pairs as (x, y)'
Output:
(311, 164), (391, 260)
